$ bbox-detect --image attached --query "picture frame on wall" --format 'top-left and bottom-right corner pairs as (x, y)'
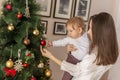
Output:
(36, 0), (52, 17)
(41, 20), (48, 34)
(53, 0), (73, 19)
(53, 22), (67, 35)
(74, 0), (91, 21)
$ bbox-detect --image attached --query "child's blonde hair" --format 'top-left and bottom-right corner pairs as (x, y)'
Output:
(66, 17), (85, 34)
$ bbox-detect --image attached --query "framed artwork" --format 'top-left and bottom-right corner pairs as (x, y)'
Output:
(74, 0), (91, 21)
(36, 0), (52, 17)
(53, 0), (73, 19)
(53, 22), (67, 35)
(41, 20), (48, 34)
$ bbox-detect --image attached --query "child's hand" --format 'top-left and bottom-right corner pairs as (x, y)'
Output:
(46, 41), (53, 47)
(66, 44), (77, 53)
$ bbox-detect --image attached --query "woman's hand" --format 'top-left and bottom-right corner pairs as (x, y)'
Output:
(40, 46), (62, 66)
(40, 46), (54, 59)
(66, 44), (77, 53)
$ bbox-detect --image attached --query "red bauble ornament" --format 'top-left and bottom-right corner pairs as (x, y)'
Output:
(31, 76), (37, 80)
(6, 4), (12, 10)
(17, 13), (23, 19)
(26, 53), (31, 57)
(23, 62), (29, 68)
(40, 40), (46, 46)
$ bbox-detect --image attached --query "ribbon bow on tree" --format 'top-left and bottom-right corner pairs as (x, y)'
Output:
(4, 68), (16, 77)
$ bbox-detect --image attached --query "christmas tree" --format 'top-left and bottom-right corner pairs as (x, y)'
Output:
(0, 0), (51, 80)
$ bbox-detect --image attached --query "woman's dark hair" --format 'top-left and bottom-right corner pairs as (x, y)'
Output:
(89, 12), (119, 65)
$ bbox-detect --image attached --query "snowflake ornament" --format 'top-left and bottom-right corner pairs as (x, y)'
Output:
(14, 59), (23, 72)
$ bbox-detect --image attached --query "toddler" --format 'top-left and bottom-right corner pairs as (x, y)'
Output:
(48, 17), (89, 80)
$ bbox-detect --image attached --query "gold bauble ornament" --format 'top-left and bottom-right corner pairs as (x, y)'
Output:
(33, 29), (39, 36)
(45, 69), (52, 77)
(8, 24), (14, 31)
(38, 61), (44, 68)
(23, 38), (30, 45)
(0, 10), (3, 16)
(6, 59), (14, 68)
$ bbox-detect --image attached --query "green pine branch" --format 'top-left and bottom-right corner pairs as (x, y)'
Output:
(0, 0), (51, 80)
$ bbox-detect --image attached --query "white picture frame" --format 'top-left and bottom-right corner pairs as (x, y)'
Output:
(36, 0), (52, 17)
(53, 0), (73, 19)
(74, 0), (91, 21)
(41, 20), (48, 34)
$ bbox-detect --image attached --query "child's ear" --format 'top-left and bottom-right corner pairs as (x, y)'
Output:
(79, 28), (82, 33)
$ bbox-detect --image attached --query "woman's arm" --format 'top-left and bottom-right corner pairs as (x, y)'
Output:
(40, 44), (77, 64)
(40, 46), (81, 76)
(40, 46), (62, 66)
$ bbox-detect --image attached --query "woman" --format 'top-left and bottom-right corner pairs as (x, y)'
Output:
(40, 12), (119, 80)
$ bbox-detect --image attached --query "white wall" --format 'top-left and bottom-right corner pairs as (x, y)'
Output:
(89, 0), (113, 16)
(0, 0), (4, 9)
(108, 0), (120, 80)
